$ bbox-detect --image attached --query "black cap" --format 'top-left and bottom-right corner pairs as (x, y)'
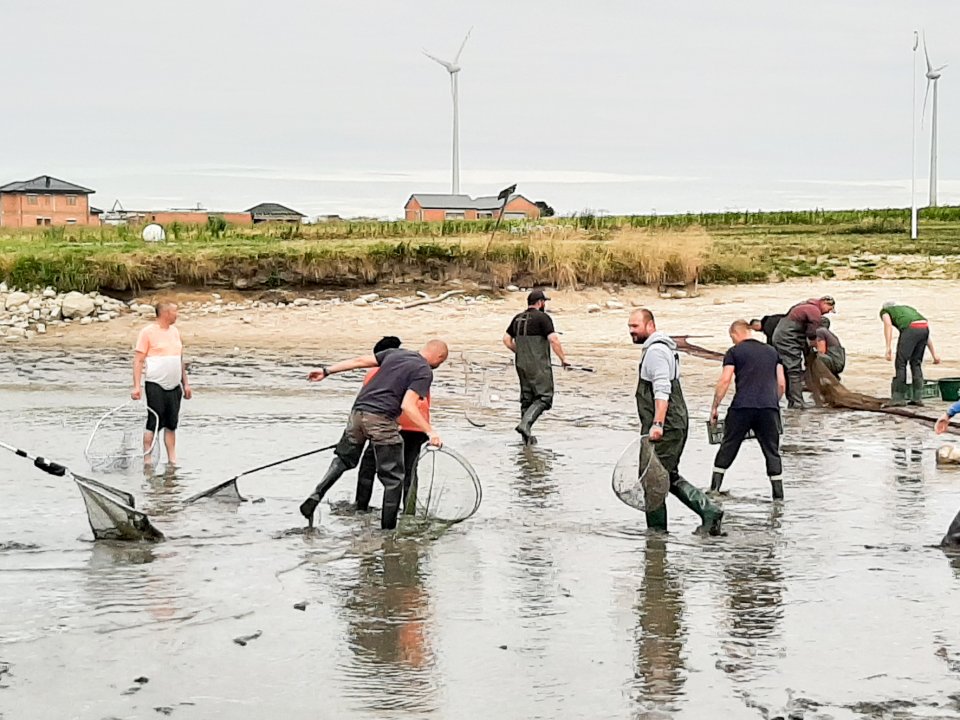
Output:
(527, 289), (550, 305)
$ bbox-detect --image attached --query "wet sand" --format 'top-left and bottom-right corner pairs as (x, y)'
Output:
(2, 279), (960, 719)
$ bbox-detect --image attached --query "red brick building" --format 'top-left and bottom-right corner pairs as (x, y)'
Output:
(404, 193), (540, 222)
(0, 175), (98, 227)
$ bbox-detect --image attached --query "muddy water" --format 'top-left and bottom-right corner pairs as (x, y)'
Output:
(2, 349), (960, 720)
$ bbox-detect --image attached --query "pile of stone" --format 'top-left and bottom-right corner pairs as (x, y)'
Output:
(0, 282), (128, 341)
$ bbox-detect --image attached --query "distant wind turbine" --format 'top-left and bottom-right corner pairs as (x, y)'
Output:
(922, 33), (948, 207)
(424, 28), (472, 195)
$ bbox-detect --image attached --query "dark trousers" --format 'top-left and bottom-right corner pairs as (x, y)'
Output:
(896, 326), (929, 384)
(713, 407), (782, 477)
(356, 430), (428, 512)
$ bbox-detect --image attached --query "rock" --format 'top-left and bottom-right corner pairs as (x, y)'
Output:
(605, 300), (625, 309)
(671, 290), (688, 299)
(61, 291), (96, 319)
(27, 298), (42, 310)
(630, 298), (644, 307)
(79, 317), (93, 325)
(358, 293), (379, 303)
(6, 327), (26, 337)
(293, 601), (307, 611)
(97, 313), (111, 323)
(93, 297), (105, 308)
(134, 676), (150, 685)
(31, 310), (40, 320)
(42, 288), (56, 299)
(353, 298), (368, 307)
(585, 304), (602, 313)
(293, 298), (310, 307)
(257, 289), (294, 304)
(506, 285), (520, 292)
(4, 291), (29, 310)
(233, 277), (251, 290)
(233, 630), (262, 647)
(242, 316), (253, 324)
(211, 293), (222, 300)
(24, 330), (35, 339)
(0, 282), (7, 292)
(2, 336), (21, 342)
(138, 305), (157, 318)
(35, 323), (46, 334)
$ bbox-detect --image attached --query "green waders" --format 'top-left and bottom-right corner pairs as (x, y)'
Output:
(636, 353), (724, 536)
(514, 333), (554, 443)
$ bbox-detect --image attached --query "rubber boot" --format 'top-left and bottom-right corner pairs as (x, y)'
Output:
(355, 445), (376, 512)
(886, 378), (908, 407)
(769, 476), (784, 500)
(671, 478), (725, 536)
(644, 502), (668, 532)
(786, 371), (808, 409)
(909, 377), (925, 407)
(374, 443), (404, 531)
(710, 469), (725, 493)
(299, 456), (350, 526)
(516, 400), (549, 445)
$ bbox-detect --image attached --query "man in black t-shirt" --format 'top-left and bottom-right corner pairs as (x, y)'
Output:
(750, 314), (785, 345)
(299, 340), (449, 530)
(502, 289), (570, 444)
(709, 320), (786, 500)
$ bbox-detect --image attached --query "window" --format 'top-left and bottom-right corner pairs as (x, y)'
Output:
(66, 219), (77, 224)
(478, 211), (493, 219)
(27, 195), (38, 205)
(36, 218), (43, 226)
(445, 211), (465, 220)
(66, 195), (77, 206)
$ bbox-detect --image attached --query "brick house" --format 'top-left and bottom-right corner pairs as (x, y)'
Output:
(0, 175), (98, 227)
(404, 193), (540, 222)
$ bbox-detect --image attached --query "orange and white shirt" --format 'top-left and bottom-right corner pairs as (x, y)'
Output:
(135, 324), (183, 390)
(362, 367), (430, 432)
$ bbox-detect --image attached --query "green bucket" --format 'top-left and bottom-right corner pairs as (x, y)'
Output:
(940, 378), (960, 402)
(906, 380), (942, 401)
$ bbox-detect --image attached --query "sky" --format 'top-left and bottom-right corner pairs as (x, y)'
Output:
(3, 1), (959, 219)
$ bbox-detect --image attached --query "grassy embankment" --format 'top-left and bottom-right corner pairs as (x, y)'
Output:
(3, 207), (960, 293)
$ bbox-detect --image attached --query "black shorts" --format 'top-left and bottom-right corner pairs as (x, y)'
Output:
(145, 382), (182, 432)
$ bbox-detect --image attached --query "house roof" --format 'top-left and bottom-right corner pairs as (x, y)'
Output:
(406, 193), (533, 210)
(246, 202), (305, 217)
(0, 175), (94, 194)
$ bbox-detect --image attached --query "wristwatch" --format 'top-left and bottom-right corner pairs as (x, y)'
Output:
(320, 365), (330, 378)
(652, 421), (663, 429)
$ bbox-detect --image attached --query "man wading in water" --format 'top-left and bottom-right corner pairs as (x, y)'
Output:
(629, 309), (724, 535)
(132, 301), (192, 464)
(299, 340), (448, 530)
(772, 296), (835, 409)
(709, 320), (786, 498)
(503, 289), (570, 444)
(881, 301), (941, 406)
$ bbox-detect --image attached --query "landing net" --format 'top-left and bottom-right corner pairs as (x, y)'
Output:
(84, 402), (160, 471)
(461, 351), (514, 428)
(612, 435), (670, 512)
(73, 473), (164, 542)
(184, 477), (246, 504)
(411, 446), (482, 523)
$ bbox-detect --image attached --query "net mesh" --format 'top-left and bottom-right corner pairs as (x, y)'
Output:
(461, 352), (514, 428)
(411, 446), (482, 523)
(612, 435), (670, 512)
(184, 478), (246, 504)
(73, 474), (164, 542)
(85, 403), (160, 471)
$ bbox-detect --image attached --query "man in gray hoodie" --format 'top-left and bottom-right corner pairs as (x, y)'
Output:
(628, 308), (724, 535)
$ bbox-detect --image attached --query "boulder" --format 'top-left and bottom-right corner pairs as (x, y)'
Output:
(353, 298), (369, 307)
(605, 299), (625, 310)
(79, 317), (93, 325)
(358, 293), (379, 303)
(42, 288), (57, 299)
(506, 285), (520, 292)
(293, 298), (310, 307)
(27, 298), (43, 310)
(137, 305), (157, 318)
(4, 291), (29, 310)
(6, 326), (26, 337)
(61, 291), (96, 319)
(97, 313), (112, 323)
(35, 323), (46, 334)
(257, 289), (295, 305)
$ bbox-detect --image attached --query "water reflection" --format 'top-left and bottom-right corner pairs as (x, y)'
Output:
(339, 537), (438, 715)
(511, 445), (559, 506)
(632, 535), (686, 716)
(143, 464), (185, 517)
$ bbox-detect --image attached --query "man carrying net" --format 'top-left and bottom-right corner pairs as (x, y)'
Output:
(881, 301), (941, 406)
(628, 309), (723, 536)
(132, 302), (192, 465)
(299, 340), (448, 530)
(709, 320), (786, 499)
(771, 296), (835, 409)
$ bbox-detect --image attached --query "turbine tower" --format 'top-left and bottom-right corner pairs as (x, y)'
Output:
(922, 34), (948, 207)
(424, 28), (472, 195)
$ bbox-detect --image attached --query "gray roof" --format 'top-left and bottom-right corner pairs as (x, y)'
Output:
(246, 202), (305, 217)
(406, 193), (531, 210)
(0, 175), (94, 194)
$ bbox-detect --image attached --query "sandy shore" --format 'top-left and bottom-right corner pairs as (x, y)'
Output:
(28, 279), (960, 400)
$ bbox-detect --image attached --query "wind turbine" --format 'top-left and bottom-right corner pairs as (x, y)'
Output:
(424, 28), (472, 195)
(922, 34), (948, 207)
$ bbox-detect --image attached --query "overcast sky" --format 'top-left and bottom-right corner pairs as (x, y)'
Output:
(4, 1), (959, 218)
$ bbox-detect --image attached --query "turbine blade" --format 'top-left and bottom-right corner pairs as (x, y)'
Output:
(923, 32), (933, 73)
(922, 79), (932, 127)
(936, 63), (948, 72)
(455, 27), (473, 63)
(423, 51), (455, 72)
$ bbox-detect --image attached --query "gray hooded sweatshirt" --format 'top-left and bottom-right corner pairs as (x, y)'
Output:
(640, 332), (680, 402)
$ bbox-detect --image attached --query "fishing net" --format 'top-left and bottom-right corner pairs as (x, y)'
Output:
(612, 435), (670, 512)
(184, 478), (246, 504)
(410, 446), (482, 523)
(84, 402), (160, 471)
(73, 473), (164, 542)
(461, 351), (514, 428)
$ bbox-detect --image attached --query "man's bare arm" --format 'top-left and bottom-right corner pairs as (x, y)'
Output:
(547, 332), (568, 366)
(309, 354), (379, 381)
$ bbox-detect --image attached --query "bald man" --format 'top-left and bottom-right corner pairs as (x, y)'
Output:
(300, 340), (449, 530)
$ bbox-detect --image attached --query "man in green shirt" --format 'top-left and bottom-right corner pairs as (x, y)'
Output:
(880, 301), (941, 406)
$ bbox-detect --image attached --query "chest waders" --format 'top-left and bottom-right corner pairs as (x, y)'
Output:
(636, 343), (724, 535)
(514, 317), (555, 444)
(823, 344), (846, 377)
(772, 318), (809, 409)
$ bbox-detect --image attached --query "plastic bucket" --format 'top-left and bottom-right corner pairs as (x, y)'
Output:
(907, 380), (941, 401)
(940, 378), (960, 402)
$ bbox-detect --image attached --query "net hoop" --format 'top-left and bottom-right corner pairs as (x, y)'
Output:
(84, 401), (160, 470)
(414, 445), (482, 523)
(611, 435), (670, 513)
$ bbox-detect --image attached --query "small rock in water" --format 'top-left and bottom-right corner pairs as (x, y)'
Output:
(358, 292), (379, 303)
(233, 630), (263, 646)
(585, 304), (602, 313)
(134, 676), (150, 684)
(293, 601), (307, 611)
(293, 298), (310, 307)
(506, 285), (519, 292)
(499, 644), (508, 650)
(605, 299), (625, 309)
(154, 707), (174, 716)
(352, 298), (368, 307)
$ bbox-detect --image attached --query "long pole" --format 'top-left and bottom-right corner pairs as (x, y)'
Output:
(452, 73), (460, 195)
(911, 31), (919, 239)
(930, 79), (939, 207)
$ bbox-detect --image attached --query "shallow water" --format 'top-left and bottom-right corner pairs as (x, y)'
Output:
(1, 349), (960, 719)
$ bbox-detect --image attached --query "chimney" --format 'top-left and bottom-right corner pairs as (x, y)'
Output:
(45, 176), (50, 188)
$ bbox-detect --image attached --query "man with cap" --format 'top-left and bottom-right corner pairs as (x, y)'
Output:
(880, 301), (941, 406)
(503, 289), (570, 444)
(772, 296), (836, 409)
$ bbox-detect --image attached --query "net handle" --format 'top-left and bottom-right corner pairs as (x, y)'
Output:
(83, 400), (159, 461)
(0, 440), (67, 476)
